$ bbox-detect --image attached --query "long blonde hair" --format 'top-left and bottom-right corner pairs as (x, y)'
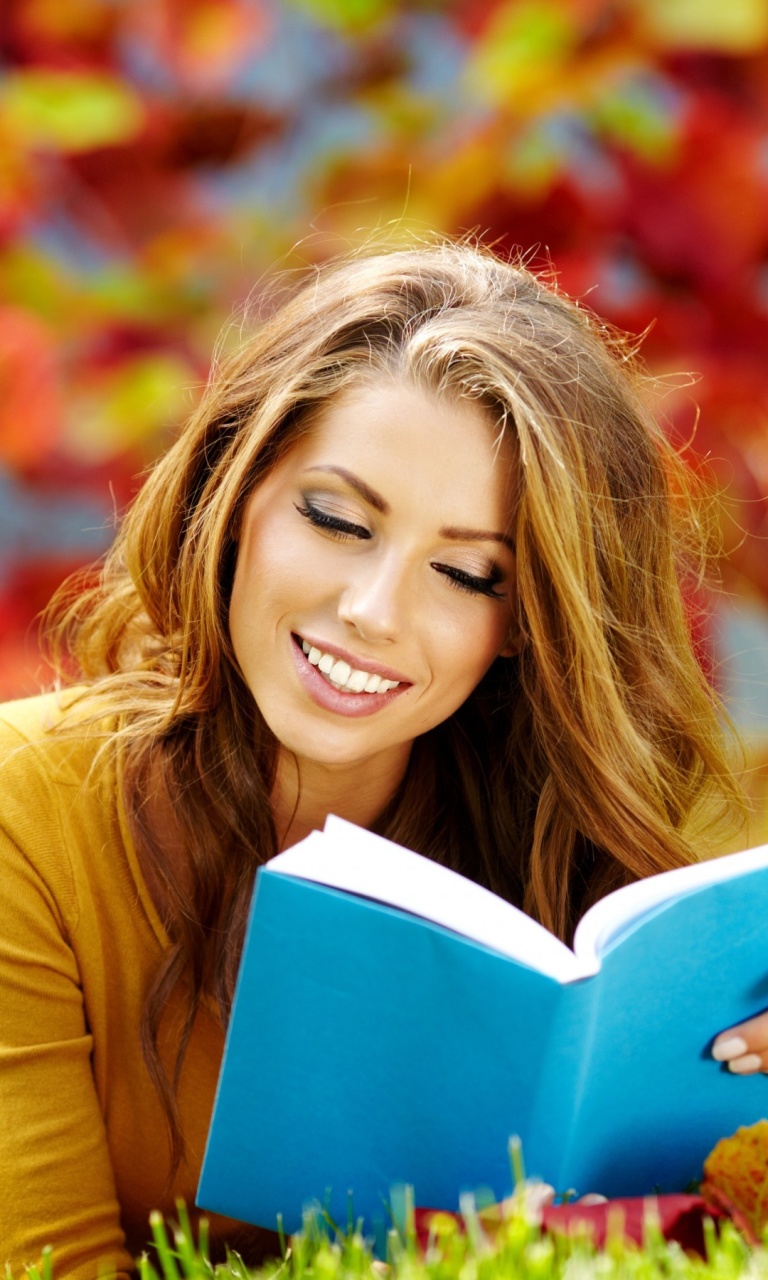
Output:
(45, 240), (743, 1168)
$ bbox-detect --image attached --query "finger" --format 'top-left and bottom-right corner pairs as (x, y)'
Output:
(716, 1048), (768, 1074)
(713, 1009), (768, 1055)
(712, 1010), (768, 1073)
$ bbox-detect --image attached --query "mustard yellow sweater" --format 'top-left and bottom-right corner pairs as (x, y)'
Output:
(0, 694), (273, 1278)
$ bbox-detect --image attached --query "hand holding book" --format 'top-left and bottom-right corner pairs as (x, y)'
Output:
(714, 1012), (768, 1075)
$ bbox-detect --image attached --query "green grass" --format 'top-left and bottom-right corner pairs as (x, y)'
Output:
(14, 1193), (767, 1280)
(140, 1197), (768, 1280)
(8, 1139), (766, 1280)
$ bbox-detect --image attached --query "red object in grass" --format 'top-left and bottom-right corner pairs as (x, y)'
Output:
(541, 1195), (723, 1253)
(414, 1195), (724, 1257)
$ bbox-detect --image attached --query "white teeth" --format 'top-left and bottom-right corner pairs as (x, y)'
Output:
(329, 659), (351, 686)
(299, 638), (401, 694)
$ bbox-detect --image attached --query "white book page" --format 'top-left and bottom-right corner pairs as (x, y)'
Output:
(574, 840), (768, 968)
(267, 815), (581, 984)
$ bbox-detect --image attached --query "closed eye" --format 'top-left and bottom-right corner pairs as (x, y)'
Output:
(295, 500), (371, 540)
(431, 563), (506, 599)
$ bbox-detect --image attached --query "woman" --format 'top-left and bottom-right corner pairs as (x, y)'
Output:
(0, 241), (755, 1276)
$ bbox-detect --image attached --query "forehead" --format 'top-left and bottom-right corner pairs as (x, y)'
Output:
(282, 377), (516, 523)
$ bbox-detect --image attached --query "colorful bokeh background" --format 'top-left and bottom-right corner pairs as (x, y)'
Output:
(2, 0), (768, 831)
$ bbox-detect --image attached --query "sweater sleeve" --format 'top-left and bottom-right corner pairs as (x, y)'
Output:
(0, 810), (135, 1277)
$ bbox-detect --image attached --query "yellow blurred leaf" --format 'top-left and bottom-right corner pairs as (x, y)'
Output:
(0, 71), (145, 154)
(412, 137), (501, 224)
(66, 353), (195, 462)
(464, 1), (576, 109)
(591, 77), (680, 165)
(505, 122), (568, 197)
(0, 246), (76, 325)
(284, 0), (391, 34)
(84, 269), (178, 326)
(636, 0), (768, 51)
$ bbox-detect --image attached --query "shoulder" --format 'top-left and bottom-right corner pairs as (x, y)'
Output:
(1, 686), (92, 742)
(0, 688), (115, 779)
(0, 689), (68, 745)
(0, 691), (120, 910)
(0, 688), (107, 803)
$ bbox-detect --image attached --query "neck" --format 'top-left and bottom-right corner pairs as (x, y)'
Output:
(271, 747), (411, 850)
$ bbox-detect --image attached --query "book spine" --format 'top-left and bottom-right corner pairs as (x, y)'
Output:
(524, 977), (600, 1194)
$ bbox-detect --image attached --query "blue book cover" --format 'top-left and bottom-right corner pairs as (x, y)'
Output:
(197, 817), (768, 1234)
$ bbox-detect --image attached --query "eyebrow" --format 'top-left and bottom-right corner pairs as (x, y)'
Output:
(305, 465), (515, 552)
(307, 466), (389, 513)
(440, 525), (515, 553)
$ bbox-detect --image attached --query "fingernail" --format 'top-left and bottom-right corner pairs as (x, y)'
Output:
(712, 1036), (749, 1061)
(728, 1054), (763, 1074)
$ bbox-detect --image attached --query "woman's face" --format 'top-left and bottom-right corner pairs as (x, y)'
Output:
(229, 376), (517, 782)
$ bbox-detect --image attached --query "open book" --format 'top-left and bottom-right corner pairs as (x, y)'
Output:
(198, 817), (768, 1234)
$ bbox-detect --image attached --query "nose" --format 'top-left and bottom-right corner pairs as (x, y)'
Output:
(337, 550), (408, 644)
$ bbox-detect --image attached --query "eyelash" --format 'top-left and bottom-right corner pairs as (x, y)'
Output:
(432, 564), (506, 600)
(295, 500), (371, 540)
(295, 500), (505, 600)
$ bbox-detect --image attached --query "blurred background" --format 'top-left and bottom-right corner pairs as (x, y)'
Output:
(2, 0), (768, 835)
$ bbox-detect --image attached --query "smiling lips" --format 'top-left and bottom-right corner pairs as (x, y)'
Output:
(299, 638), (402, 694)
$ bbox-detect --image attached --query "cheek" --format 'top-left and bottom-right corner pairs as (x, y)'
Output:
(430, 606), (510, 699)
(235, 505), (300, 593)
(229, 531), (282, 656)
(230, 515), (333, 655)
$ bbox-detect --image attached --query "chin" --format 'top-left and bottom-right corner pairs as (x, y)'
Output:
(285, 738), (386, 771)
(269, 716), (407, 775)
